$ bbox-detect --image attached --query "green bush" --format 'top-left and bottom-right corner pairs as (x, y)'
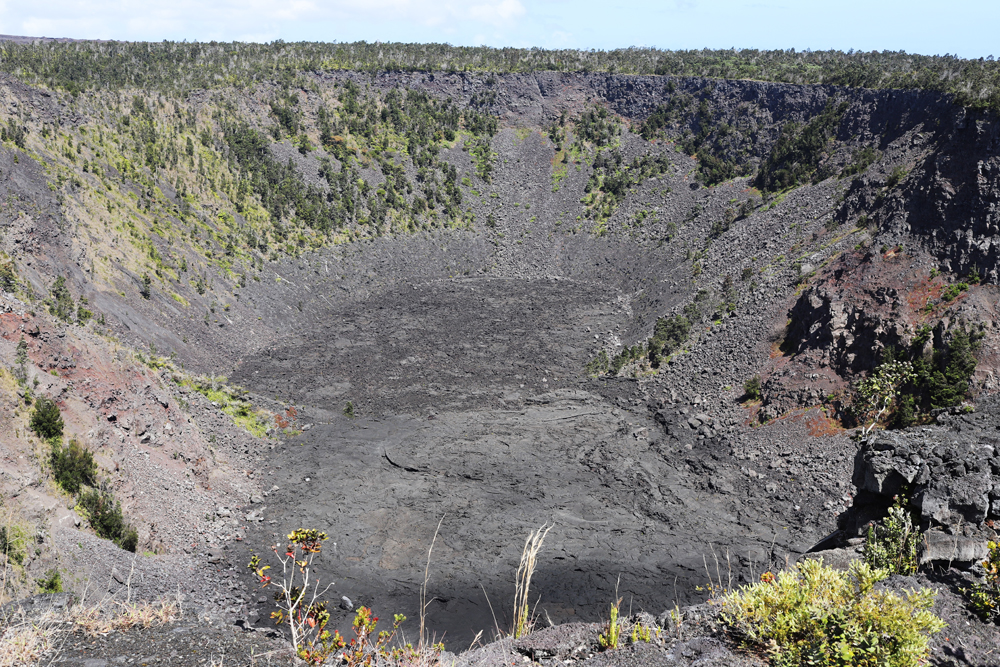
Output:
(77, 487), (138, 552)
(965, 540), (1000, 622)
(744, 375), (762, 401)
(0, 261), (17, 292)
(647, 314), (691, 368)
(46, 276), (75, 321)
(37, 568), (63, 593)
(30, 397), (64, 440)
(885, 165), (908, 189)
(940, 282), (968, 302)
(862, 499), (918, 576)
(0, 522), (30, 566)
(721, 559), (944, 667)
(51, 439), (98, 494)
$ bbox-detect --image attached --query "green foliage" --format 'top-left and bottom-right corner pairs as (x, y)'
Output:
(862, 499), (918, 576)
(598, 598), (622, 650)
(0, 260), (17, 292)
(755, 100), (850, 193)
(744, 375), (762, 401)
(585, 350), (610, 376)
(709, 207), (738, 239)
(183, 376), (271, 436)
(581, 149), (673, 224)
(12, 335), (28, 385)
(574, 106), (620, 149)
(343, 401), (355, 418)
(721, 559), (944, 667)
(250, 529), (339, 664)
(51, 439), (98, 495)
(927, 327), (978, 408)
(840, 146), (880, 178)
(940, 281), (968, 302)
(30, 397), (64, 440)
(885, 165), (908, 189)
(37, 568), (63, 593)
(0, 521), (30, 566)
(965, 540), (1000, 623)
(139, 273), (152, 299)
(77, 486), (139, 552)
(46, 275), (75, 322)
(1, 118), (27, 148)
(647, 314), (691, 368)
(851, 360), (916, 434)
(0, 42), (988, 107)
(883, 325), (980, 427)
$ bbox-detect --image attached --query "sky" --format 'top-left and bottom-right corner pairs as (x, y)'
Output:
(1, 0), (996, 60)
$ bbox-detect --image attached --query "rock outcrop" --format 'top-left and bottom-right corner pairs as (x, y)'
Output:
(841, 401), (1000, 564)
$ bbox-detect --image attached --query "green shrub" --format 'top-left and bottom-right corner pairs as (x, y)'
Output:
(0, 522), (30, 566)
(862, 499), (918, 576)
(77, 487), (138, 552)
(965, 540), (1000, 622)
(647, 314), (691, 368)
(744, 375), (762, 401)
(30, 397), (64, 440)
(37, 568), (63, 593)
(940, 282), (968, 302)
(885, 165), (908, 189)
(721, 559), (944, 667)
(51, 439), (98, 494)
(46, 276), (75, 321)
(12, 335), (28, 385)
(0, 261), (17, 292)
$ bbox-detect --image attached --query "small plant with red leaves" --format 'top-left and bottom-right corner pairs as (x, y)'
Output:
(248, 528), (338, 664)
(274, 406), (298, 430)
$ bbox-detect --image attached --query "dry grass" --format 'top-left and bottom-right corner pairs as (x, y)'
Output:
(512, 524), (551, 639)
(0, 617), (60, 667)
(71, 598), (180, 635)
(0, 594), (180, 666)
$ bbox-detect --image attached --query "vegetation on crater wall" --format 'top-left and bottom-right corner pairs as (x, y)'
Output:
(755, 100), (850, 193)
(3, 42), (1000, 110)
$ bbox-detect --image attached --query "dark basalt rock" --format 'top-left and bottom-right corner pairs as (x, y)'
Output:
(840, 400), (1000, 564)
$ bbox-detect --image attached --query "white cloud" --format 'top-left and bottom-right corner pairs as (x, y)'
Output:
(0, 0), (529, 41)
(469, 0), (526, 26)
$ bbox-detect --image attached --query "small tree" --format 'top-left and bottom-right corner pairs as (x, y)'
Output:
(852, 360), (916, 436)
(47, 276), (75, 321)
(139, 274), (152, 299)
(30, 397), (64, 440)
(863, 498), (918, 576)
(0, 261), (17, 292)
(249, 529), (338, 664)
(12, 336), (28, 385)
(744, 375), (763, 401)
(51, 439), (98, 494)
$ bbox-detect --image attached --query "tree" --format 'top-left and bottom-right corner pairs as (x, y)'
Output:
(0, 261), (17, 292)
(12, 336), (28, 385)
(30, 397), (64, 440)
(140, 273), (152, 299)
(47, 276), (74, 321)
(51, 439), (97, 494)
(928, 328), (977, 408)
(852, 360), (916, 436)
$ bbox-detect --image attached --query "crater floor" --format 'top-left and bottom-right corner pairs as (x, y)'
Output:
(233, 277), (840, 648)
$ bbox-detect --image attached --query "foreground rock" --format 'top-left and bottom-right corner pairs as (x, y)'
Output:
(837, 400), (1000, 566)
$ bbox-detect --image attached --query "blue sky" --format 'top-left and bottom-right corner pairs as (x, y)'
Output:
(1, 1), (996, 59)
